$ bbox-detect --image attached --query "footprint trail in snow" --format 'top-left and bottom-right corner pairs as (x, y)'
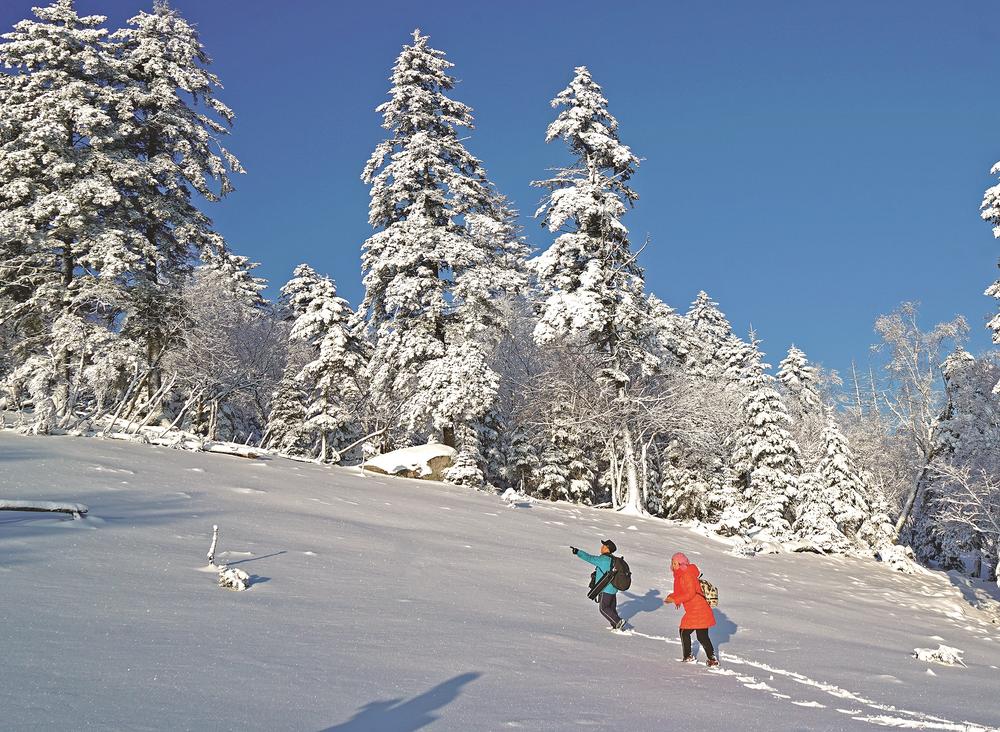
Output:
(627, 630), (999, 732)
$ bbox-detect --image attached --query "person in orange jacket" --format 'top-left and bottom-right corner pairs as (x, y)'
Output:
(664, 552), (719, 667)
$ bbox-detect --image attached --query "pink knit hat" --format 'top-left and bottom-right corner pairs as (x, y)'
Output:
(671, 552), (690, 567)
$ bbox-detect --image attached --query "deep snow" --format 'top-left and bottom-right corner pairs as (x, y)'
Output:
(1, 431), (998, 731)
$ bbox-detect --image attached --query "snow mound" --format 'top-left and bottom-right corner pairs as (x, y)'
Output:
(217, 565), (251, 591)
(912, 644), (966, 667)
(363, 443), (456, 480)
(875, 544), (931, 575)
(500, 487), (534, 507)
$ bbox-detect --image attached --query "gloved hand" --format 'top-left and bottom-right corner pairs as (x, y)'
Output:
(570, 546), (579, 555)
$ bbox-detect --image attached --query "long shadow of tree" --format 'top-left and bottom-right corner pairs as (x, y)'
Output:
(321, 672), (481, 732)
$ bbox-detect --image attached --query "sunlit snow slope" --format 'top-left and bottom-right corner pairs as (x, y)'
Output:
(1, 431), (998, 731)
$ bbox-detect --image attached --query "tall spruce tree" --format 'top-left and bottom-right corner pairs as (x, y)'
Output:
(777, 346), (823, 416)
(361, 30), (524, 460)
(979, 160), (1000, 393)
(113, 0), (245, 394)
(0, 0), (124, 429)
(280, 264), (367, 463)
(730, 342), (802, 539)
(532, 66), (656, 513)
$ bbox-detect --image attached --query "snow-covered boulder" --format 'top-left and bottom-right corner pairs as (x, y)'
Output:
(363, 443), (457, 481)
(217, 565), (250, 591)
(912, 644), (966, 667)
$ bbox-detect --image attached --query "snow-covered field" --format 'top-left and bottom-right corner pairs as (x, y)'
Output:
(1, 431), (998, 731)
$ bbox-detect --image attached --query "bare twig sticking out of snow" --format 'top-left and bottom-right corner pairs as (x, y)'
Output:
(0, 500), (88, 518)
(207, 524), (219, 567)
(206, 523), (252, 591)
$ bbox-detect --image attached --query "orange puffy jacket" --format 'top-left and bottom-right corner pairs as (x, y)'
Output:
(670, 563), (716, 630)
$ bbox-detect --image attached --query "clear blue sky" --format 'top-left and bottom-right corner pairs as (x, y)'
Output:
(5, 0), (999, 379)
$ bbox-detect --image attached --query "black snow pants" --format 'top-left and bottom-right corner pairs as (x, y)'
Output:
(680, 628), (716, 659)
(598, 593), (623, 628)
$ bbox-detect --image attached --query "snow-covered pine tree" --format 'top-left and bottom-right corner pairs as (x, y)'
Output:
(791, 472), (852, 553)
(0, 0), (124, 426)
(777, 345), (827, 469)
(532, 66), (656, 514)
(505, 426), (540, 493)
(280, 264), (367, 463)
(361, 30), (525, 465)
(681, 292), (736, 379)
(263, 364), (310, 457)
(112, 0), (245, 397)
(537, 439), (572, 501)
(778, 346), (823, 415)
(817, 415), (878, 544)
(730, 341), (802, 541)
(979, 159), (1000, 393)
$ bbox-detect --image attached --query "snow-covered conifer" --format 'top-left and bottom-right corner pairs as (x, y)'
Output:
(778, 346), (823, 416)
(979, 159), (1000, 392)
(280, 264), (367, 462)
(817, 416), (872, 540)
(532, 66), (656, 513)
(0, 0), (123, 422)
(264, 364), (310, 457)
(112, 0), (245, 389)
(505, 427), (540, 493)
(730, 344), (802, 540)
(792, 472), (851, 553)
(361, 31), (525, 460)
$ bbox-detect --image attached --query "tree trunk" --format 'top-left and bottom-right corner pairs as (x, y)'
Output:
(442, 423), (456, 449)
(894, 461), (934, 538)
(608, 440), (621, 509)
(620, 423), (643, 514)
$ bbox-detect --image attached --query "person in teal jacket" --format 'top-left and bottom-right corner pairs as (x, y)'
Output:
(571, 539), (626, 630)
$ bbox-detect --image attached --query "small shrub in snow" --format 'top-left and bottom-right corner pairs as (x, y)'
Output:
(912, 644), (966, 667)
(217, 566), (250, 591)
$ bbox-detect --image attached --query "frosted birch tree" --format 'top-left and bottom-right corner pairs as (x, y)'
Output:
(873, 303), (969, 537)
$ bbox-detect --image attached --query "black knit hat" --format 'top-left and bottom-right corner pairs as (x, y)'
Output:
(601, 538), (617, 553)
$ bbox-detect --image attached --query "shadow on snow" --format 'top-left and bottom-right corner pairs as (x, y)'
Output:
(320, 672), (481, 732)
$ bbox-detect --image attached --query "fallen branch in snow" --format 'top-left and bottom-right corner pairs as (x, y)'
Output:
(203, 442), (260, 460)
(0, 500), (88, 518)
(912, 644), (966, 667)
(339, 427), (388, 460)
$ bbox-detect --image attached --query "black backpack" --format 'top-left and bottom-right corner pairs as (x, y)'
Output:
(609, 555), (631, 591)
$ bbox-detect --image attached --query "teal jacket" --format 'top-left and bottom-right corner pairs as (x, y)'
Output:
(577, 550), (617, 595)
